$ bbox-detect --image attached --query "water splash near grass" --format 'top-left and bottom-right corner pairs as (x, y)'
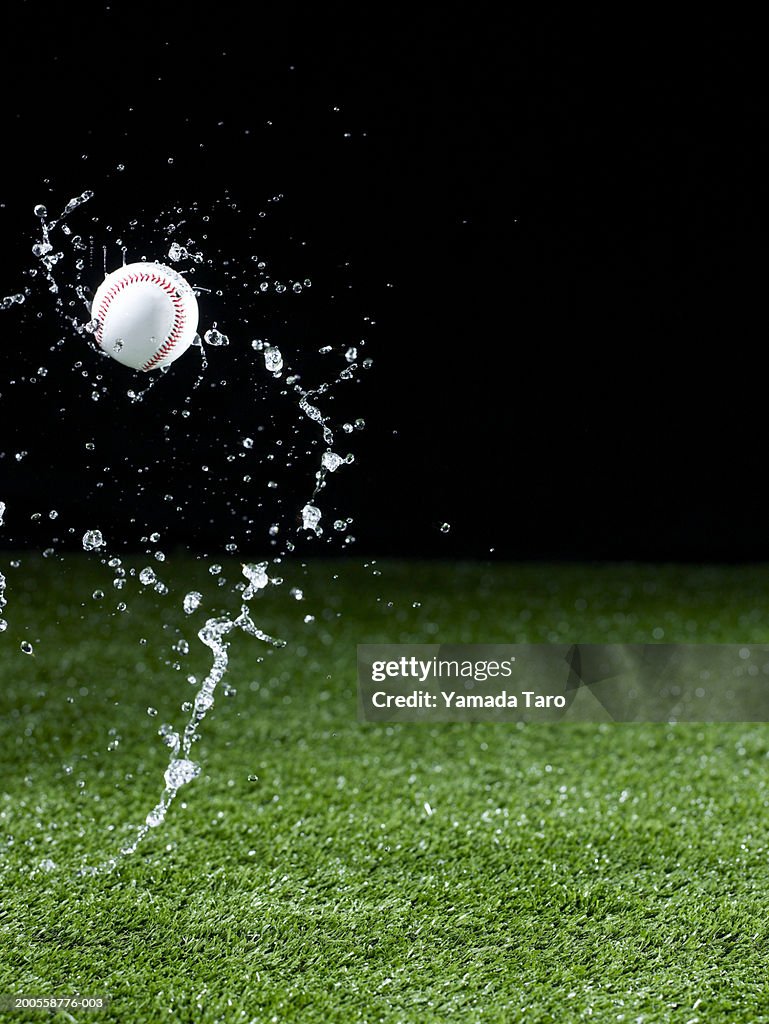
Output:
(116, 565), (285, 861)
(75, 306), (365, 871)
(2, 185), (374, 874)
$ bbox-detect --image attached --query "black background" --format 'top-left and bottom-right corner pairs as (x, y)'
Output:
(0, 5), (763, 559)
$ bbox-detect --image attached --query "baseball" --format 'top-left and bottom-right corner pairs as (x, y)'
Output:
(92, 262), (199, 371)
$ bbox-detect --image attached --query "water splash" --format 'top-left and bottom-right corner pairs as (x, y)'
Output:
(168, 241), (204, 263)
(118, 565), (285, 858)
(87, 491), (334, 871)
(1, 186), (373, 873)
(31, 192), (94, 300)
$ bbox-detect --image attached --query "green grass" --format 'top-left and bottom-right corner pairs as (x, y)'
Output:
(2, 556), (769, 1022)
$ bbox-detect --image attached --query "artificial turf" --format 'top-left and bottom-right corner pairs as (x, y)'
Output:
(2, 556), (769, 1022)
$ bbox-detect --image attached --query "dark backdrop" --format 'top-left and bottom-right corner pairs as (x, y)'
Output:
(0, 5), (763, 559)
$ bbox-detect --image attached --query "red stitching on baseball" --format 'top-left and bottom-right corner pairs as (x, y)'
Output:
(94, 268), (188, 371)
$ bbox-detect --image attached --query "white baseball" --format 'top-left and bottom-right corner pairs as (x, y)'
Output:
(92, 262), (199, 371)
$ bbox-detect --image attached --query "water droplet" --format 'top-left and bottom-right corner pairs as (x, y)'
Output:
(139, 567), (156, 585)
(301, 504), (322, 534)
(204, 327), (229, 347)
(264, 345), (283, 374)
(20, 641), (34, 655)
(183, 591), (202, 614)
(82, 529), (105, 551)
(242, 563), (269, 598)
